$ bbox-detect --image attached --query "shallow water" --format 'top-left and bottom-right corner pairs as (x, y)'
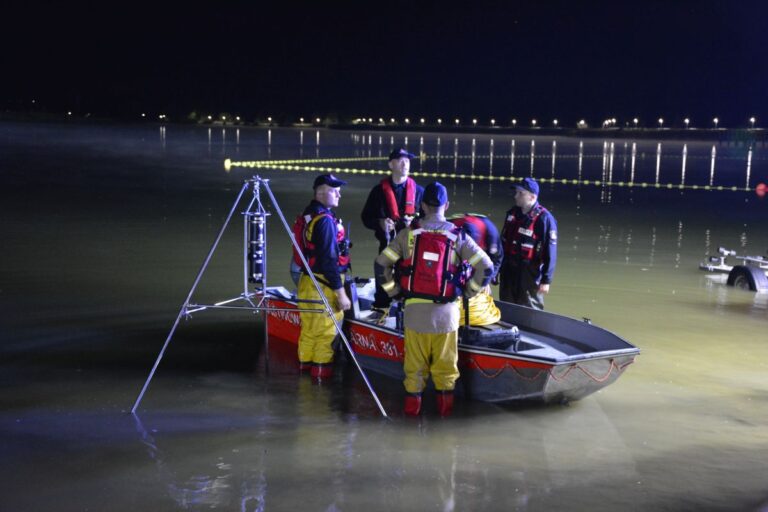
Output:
(1, 122), (767, 511)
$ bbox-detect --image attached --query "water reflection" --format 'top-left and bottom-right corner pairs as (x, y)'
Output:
(510, 139), (516, 175)
(746, 145), (753, 188)
(681, 144), (687, 185)
(551, 140), (557, 177)
(655, 142), (662, 184)
(530, 140), (535, 175)
(709, 145), (717, 186)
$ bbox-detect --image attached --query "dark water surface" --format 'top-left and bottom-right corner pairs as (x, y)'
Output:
(1, 122), (767, 511)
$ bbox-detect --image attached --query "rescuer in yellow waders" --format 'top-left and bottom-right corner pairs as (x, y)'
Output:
(374, 182), (493, 417)
(295, 174), (352, 380)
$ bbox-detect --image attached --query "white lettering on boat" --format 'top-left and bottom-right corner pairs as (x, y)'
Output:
(350, 330), (401, 359)
(267, 309), (300, 327)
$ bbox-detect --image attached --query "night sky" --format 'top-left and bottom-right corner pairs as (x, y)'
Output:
(4, 1), (767, 126)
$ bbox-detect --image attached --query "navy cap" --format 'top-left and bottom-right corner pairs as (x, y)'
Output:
(313, 174), (347, 189)
(423, 181), (448, 207)
(388, 148), (417, 161)
(512, 177), (540, 196)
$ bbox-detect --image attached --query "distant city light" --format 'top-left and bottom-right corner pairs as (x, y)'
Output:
(553, 119), (558, 127)
(577, 119), (587, 128)
(67, 111), (72, 115)
(490, 119), (496, 125)
(300, 117), (304, 123)
(684, 118), (690, 128)
(472, 118), (477, 125)
(267, 117), (272, 122)
(420, 118), (425, 124)
(633, 118), (639, 126)
(315, 118), (321, 123)
(207, 115), (212, 120)
(658, 118), (664, 127)
(221, 115), (226, 120)
(390, 118), (395, 123)
(511, 119), (517, 126)
(531, 119), (537, 126)
(713, 117), (719, 128)
(750, 116), (756, 128)
(141, 113), (146, 118)
(404, 118), (410, 124)
(236, 116), (240, 121)
(437, 118), (443, 124)
(455, 119), (460, 125)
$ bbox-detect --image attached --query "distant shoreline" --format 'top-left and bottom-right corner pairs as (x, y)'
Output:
(2, 111), (765, 142)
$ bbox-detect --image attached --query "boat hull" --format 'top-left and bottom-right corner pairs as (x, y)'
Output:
(264, 294), (638, 404)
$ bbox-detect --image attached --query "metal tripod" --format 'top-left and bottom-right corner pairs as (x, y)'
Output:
(131, 176), (388, 417)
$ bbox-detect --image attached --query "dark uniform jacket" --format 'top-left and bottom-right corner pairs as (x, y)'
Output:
(302, 200), (346, 290)
(501, 203), (557, 285)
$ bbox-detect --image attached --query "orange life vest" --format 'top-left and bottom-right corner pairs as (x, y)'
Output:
(291, 212), (350, 271)
(380, 177), (417, 221)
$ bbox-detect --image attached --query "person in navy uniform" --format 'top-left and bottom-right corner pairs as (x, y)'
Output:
(500, 177), (557, 310)
(295, 174), (352, 380)
(361, 148), (424, 309)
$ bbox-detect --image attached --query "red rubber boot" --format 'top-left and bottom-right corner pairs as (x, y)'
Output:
(404, 393), (422, 416)
(311, 363), (334, 380)
(436, 391), (454, 417)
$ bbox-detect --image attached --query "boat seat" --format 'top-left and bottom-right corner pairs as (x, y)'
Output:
(459, 321), (520, 350)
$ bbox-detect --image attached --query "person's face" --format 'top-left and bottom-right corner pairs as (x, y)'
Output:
(316, 184), (341, 208)
(514, 188), (536, 209)
(388, 157), (410, 180)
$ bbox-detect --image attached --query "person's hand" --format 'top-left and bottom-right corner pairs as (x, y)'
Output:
(538, 283), (550, 295)
(334, 288), (352, 311)
(379, 218), (395, 234)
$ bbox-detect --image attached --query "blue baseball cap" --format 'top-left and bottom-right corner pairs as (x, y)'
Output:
(512, 177), (540, 196)
(313, 174), (347, 189)
(388, 148), (417, 161)
(423, 181), (448, 207)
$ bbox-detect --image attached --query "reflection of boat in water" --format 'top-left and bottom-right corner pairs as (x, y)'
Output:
(265, 278), (639, 404)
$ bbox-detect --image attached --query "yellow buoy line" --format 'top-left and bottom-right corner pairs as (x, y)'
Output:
(224, 158), (751, 192)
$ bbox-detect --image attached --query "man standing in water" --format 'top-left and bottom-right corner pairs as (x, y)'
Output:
(295, 174), (352, 380)
(361, 148), (424, 310)
(375, 182), (493, 417)
(500, 177), (558, 310)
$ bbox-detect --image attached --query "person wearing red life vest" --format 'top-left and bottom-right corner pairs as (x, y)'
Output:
(296, 174), (352, 380)
(448, 213), (503, 326)
(361, 148), (424, 309)
(375, 182), (493, 417)
(500, 177), (558, 310)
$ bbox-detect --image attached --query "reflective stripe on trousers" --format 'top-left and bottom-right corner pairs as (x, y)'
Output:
(297, 273), (344, 364)
(403, 328), (459, 394)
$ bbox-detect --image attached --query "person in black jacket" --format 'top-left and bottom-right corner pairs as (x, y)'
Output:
(361, 148), (424, 309)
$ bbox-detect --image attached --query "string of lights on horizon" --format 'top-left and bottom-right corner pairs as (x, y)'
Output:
(224, 158), (757, 193)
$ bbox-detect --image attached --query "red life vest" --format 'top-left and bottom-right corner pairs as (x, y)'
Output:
(502, 205), (546, 262)
(397, 227), (462, 303)
(449, 214), (489, 251)
(380, 177), (417, 221)
(291, 212), (350, 271)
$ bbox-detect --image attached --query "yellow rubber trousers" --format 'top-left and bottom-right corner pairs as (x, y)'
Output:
(403, 328), (459, 393)
(458, 287), (501, 326)
(297, 273), (344, 365)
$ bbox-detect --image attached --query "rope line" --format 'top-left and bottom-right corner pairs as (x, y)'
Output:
(225, 160), (753, 192)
